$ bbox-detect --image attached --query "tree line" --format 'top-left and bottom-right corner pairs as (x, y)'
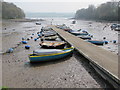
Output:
(2, 1), (25, 19)
(75, 1), (119, 21)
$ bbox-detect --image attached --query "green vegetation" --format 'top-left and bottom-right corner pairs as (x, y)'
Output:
(75, 1), (119, 21)
(2, 1), (25, 19)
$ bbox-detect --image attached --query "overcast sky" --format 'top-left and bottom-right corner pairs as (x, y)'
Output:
(4, 0), (113, 13)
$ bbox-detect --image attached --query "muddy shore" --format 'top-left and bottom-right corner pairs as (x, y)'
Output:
(1, 19), (114, 88)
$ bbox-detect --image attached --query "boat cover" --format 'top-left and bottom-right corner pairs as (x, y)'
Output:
(33, 49), (64, 55)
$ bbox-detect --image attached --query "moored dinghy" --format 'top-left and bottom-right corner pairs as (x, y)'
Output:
(44, 35), (58, 41)
(29, 46), (74, 62)
(87, 40), (105, 45)
(70, 31), (88, 36)
(77, 35), (92, 40)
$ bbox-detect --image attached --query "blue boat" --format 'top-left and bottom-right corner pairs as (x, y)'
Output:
(77, 35), (92, 40)
(29, 46), (74, 62)
(87, 40), (104, 45)
(71, 31), (88, 36)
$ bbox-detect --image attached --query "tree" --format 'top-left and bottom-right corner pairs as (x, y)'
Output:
(75, 1), (119, 21)
(2, 1), (25, 19)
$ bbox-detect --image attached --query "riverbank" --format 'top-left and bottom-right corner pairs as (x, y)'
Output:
(2, 18), (45, 22)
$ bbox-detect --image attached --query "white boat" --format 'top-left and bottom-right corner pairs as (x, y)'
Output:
(44, 35), (58, 40)
(33, 49), (65, 55)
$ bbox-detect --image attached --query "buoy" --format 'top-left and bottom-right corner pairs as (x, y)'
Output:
(38, 34), (41, 37)
(41, 38), (44, 42)
(37, 37), (39, 39)
(31, 36), (33, 39)
(25, 45), (30, 49)
(22, 41), (28, 44)
(27, 38), (30, 40)
(34, 38), (37, 41)
(113, 40), (116, 43)
(22, 37), (25, 40)
(103, 37), (106, 39)
(104, 41), (108, 44)
(37, 32), (39, 34)
(91, 35), (93, 37)
(7, 48), (14, 53)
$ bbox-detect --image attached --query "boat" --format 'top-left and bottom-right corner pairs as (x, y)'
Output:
(68, 29), (81, 33)
(42, 27), (53, 31)
(36, 22), (41, 25)
(114, 24), (120, 31)
(77, 35), (92, 40)
(111, 24), (117, 30)
(72, 20), (76, 24)
(87, 40), (104, 45)
(42, 31), (57, 37)
(63, 28), (72, 31)
(29, 46), (74, 62)
(44, 35), (58, 41)
(71, 31), (88, 36)
(40, 41), (66, 49)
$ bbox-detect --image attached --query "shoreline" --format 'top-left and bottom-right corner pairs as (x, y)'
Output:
(74, 18), (119, 23)
(2, 18), (45, 22)
(2, 18), (119, 23)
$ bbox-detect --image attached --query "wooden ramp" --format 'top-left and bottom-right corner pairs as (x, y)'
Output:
(51, 25), (119, 88)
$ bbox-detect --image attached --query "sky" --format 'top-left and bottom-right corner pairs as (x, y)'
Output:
(4, 0), (113, 13)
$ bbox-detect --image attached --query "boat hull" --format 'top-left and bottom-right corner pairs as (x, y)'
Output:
(87, 40), (104, 45)
(71, 32), (88, 36)
(44, 36), (58, 41)
(29, 47), (74, 62)
(41, 43), (66, 49)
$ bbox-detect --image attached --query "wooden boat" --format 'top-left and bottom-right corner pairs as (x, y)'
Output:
(63, 28), (72, 31)
(42, 32), (57, 37)
(29, 46), (74, 62)
(87, 40), (104, 45)
(40, 41), (66, 49)
(44, 35), (58, 40)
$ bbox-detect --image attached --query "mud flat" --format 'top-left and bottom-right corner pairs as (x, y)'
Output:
(2, 20), (112, 88)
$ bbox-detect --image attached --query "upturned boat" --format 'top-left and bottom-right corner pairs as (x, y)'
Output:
(29, 46), (74, 62)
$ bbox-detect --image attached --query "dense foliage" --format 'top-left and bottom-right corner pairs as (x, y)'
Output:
(2, 1), (25, 19)
(75, 1), (119, 21)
